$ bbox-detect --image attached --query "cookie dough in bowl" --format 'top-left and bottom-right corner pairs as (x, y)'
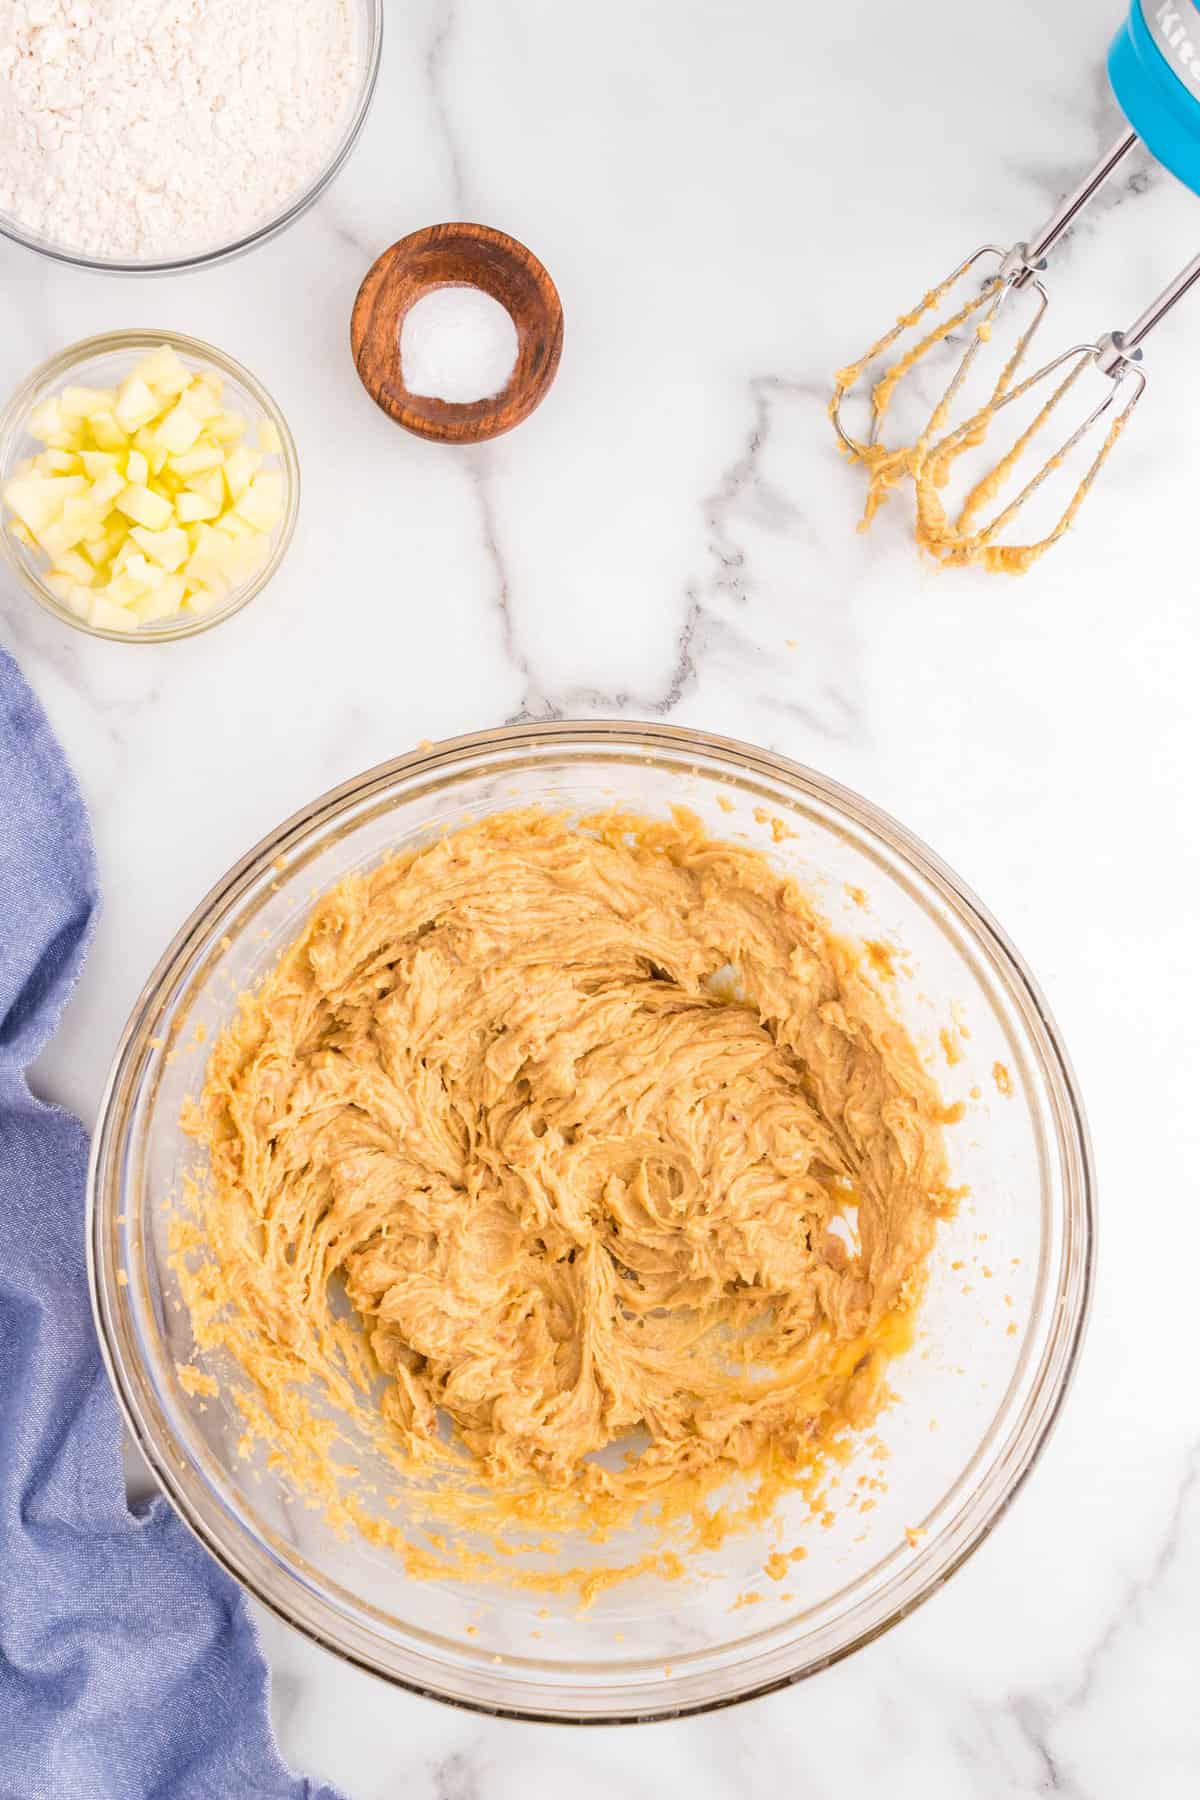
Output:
(89, 724), (1092, 1721)
(179, 807), (958, 1564)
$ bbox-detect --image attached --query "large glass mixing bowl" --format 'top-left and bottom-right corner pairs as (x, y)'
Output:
(88, 723), (1093, 1722)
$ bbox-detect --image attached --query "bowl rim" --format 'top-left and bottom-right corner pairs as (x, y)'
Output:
(0, 329), (301, 643)
(87, 720), (1095, 1723)
(0, 0), (383, 275)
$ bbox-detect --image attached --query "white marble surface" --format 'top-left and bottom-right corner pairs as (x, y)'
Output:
(5, 0), (1200, 1793)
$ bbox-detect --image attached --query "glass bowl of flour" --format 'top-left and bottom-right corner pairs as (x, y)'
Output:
(0, 0), (382, 273)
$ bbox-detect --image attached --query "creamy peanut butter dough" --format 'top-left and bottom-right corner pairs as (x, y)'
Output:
(177, 809), (956, 1586)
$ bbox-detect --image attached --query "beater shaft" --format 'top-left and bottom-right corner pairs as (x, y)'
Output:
(1098, 244), (1200, 365)
(1019, 127), (1139, 276)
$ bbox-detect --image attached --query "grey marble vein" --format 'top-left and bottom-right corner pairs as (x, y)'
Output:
(427, 0), (469, 217)
(460, 446), (703, 724)
(690, 375), (865, 744)
(1004, 1438), (1200, 1795)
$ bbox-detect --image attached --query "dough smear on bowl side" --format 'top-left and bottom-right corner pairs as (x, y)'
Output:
(172, 807), (960, 1596)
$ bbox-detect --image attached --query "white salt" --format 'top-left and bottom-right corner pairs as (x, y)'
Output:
(399, 287), (519, 404)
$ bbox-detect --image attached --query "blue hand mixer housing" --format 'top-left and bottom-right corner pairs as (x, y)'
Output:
(1113, 1), (1200, 194)
(832, 2), (1200, 560)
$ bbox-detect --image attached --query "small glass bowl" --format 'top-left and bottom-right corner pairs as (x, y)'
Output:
(0, 0), (382, 275)
(0, 331), (300, 644)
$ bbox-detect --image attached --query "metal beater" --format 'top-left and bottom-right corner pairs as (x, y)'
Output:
(832, 1), (1200, 562)
(912, 248), (1200, 568)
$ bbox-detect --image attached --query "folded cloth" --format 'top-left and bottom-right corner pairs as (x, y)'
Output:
(0, 647), (343, 1800)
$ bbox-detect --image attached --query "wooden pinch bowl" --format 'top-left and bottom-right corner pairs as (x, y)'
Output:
(350, 222), (564, 444)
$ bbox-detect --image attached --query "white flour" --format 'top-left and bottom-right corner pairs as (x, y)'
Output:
(0, 0), (361, 261)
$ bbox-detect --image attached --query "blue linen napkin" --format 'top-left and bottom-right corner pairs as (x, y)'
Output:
(0, 646), (344, 1800)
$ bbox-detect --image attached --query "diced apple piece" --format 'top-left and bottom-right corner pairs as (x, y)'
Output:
(183, 528), (239, 586)
(83, 539), (118, 572)
(38, 512), (96, 560)
(124, 448), (149, 486)
(132, 426), (170, 477)
(46, 576), (92, 620)
(186, 519), (220, 549)
(29, 398), (64, 441)
(257, 418), (283, 455)
(233, 472), (284, 532)
(50, 576), (92, 611)
(59, 385), (116, 419)
(80, 449), (121, 479)
(186, 469), (225, 506)
(40, 448), (81, 474)
(86, 411), (129, 452)
(4, 482), (59, 533)
(115, 484), (173, 530)
(96, 518), (129, 562)
(114, 375), (161, 433)
(122, 551), (164, 589)
(131, 578), (185, 623)
(62, 493), (101, 524)
(88, 595), (140, 633)
(209, 410), (247, 445)
(183, 378), (222, 422)
(139, 347), (192, 400)
(4, 474), (84, 534)
(233, 494), (281, 536)
(88, 468), (127, 512)
(52, 549), (96, 586)
(174, 489), (221, 523)
(211, 528), (249, 566)
(232, 533), (270, 576)
(222, 447), (261, 501)
(155, 399), (205, 456)
(251, 469), (283, 500)
(169, 443), (224, 478)
(183, 578), (229, 615)
(130, 524), (189, 571)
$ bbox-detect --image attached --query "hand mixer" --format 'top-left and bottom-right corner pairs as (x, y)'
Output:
(831, 1), (1200, 567)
